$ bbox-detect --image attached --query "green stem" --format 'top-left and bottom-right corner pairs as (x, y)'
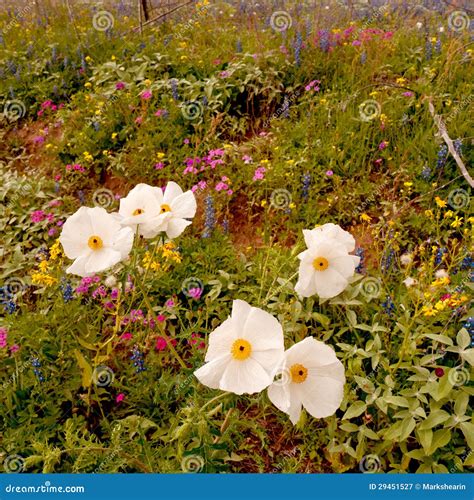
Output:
(200, 391), (232, 412)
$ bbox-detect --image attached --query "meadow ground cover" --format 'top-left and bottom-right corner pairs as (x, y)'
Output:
(0, 0), (473, 474)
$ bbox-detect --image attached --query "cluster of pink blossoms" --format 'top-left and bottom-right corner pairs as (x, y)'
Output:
(253, 166), (266, 181)
(65, 163), (86, 173)
(30, 201), (64, 237)
(0, 327), (19, 353)
(37, 100), (63, 117)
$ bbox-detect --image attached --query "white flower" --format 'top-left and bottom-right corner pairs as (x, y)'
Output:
(400, 253), (413, 266)
(403, 277), (417, 287)
(439, 26), (444, 33)
(435, 269), (449, 279)
(118, 183), (164, 238)
(154, 181), (197, 239)
(60, 207), (134, 277)
(295, 226), (360, 299)
(105, 275), (117, 288)
(305, 223), (356, 252)
(416, 22), (423, 29)
(194, 300), (284, 395)
(268, 337), (345, 424)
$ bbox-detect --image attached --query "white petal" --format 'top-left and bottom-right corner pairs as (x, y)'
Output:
(267, 380), (291, 413)
(314, 267), (349, 298)
(286, 337), (340, 369)
(163, 181), (183, 203)
(242, 307), (284, 352)
(66, 255), (90, 277)
(59, 207), (93, 258)
(112, 227), (134, 259)
(204, 318), (238, 362)
(166, 218), (192, 238)
(251, 348), (284, 373)
(89, 207), (121, 247)
(84, 248), (122, 274)
(299, 371), (345, 418)
(288, 385), (304, 424)
(194, 355), (231, 390)
(170, 191), (197, 219)
(231, 299), (252, 323)
(219, 358), (272, 395)
(330, 254), (359, 279)
(295, 259), (318, 297)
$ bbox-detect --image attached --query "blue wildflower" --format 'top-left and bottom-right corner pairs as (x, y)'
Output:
(355, 247), (365, 273)
(454, 139), (462, 156)
(60, 281), (74, 303)
(236, 39), (242, 53)
(301, 172), (311, 200)
(130, 345), (146, 373)
(361, 51), (367, 64)
(436, 144), (448, 169)
(202, 194), (216, 239)
(31, 357), (45, 382)
(421, 165), (431, 180)
(294, 31), (302, 66)
(434, 247), (446, 266)
(319, 30), (330, 53)
(382, 296), (395, 316)
(425, 39), (432, 60)
(170, 78), (179, 101)
(381, 247), (395, 273)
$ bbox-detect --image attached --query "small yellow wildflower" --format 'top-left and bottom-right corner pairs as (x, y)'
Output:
(50, 239), (63, 261)
(451, 216), (463, 228)
(404, 182), (413, 187)
(435, 196), (447, 208)
(84, 82), (92, 88)
(360, 213), (372, 223)
(425, 209), (434, 218)
(444, 210), (454, 218)
(422, 305), (437, 317)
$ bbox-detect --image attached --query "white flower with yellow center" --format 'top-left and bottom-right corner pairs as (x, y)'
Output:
(154, 181), (197, 239)
(118, 183), (164, 238)
(295, 225), (360, 299)
(60, 207), (134, 277)
(268, 337), (345, 424)
(194, 300), (285, 395)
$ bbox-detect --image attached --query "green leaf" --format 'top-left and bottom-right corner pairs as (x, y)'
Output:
(73, 349), (92, 388)
(385, 395), (410, 408)
(432, 374), (454, 401)
(342, 401), (367, 420)
(459, 422), (474, 450)
(416, 428), (433, 454)
(400, 417), (416, 441)
(454, 392), (469, 417)
(339, 422), (359, 432)
(418, 409), (450, 430)
(354, 376), (375, 394)
(457, 329), (470, 350)
(427, 429), (451, 455)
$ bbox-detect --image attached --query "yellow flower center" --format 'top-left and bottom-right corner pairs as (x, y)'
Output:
(290, 364), (308, 383)
(160, 204), (171, 214)
(88, 235), (103, 250)
(312, 256), (329, 271)
(231, 339), (252, 361)
(133, 208), (144, 216)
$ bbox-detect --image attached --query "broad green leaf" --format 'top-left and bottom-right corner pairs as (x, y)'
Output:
(400, 417), (416, 441)
(459, 422), (474, 450)
(354, 376), (375, 394)
(342, 401), (367, 420)
(385, 396), (410, 408)
(454, 392), (469, 417)
(418, 409), (450, 430)
(73, 349), (92, 388)
(416, 428), (433, 454)
(457, 329), (470, 350)
(427, 429), (451, 455)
